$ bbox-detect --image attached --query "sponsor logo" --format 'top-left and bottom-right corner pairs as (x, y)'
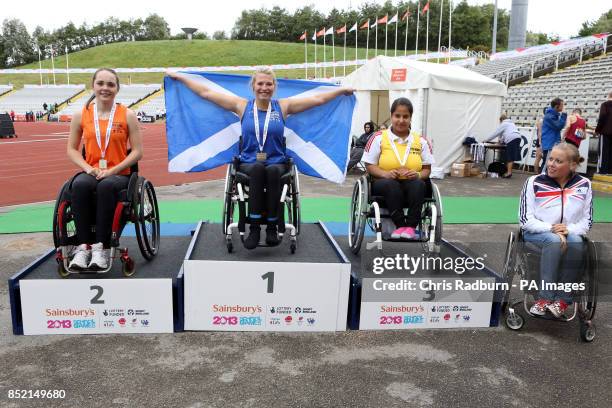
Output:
(239, 316), (262, 326)
(270, 307), (292, 315)
(103, 320), (115, 328)
(307, 318), (315, 325)
(212, 316), (239, 325)
(443, 313), (451, 321)
(46, 308), (95, 317)
(130, 318), (139, 327)
(463, 315), (471, 322)
(429, 316), (440, 323)
(381, 305), (425, 313)
(212, 305), (262, 314)
(103, 309), (125, 317)
(431, 305), (451, 313)
(452, 305), (473, 312)
(269, 317), (281, 325)
(47, 320), (72, 329)
(141, 319), (150, 327)
(295, 307), (301, 313)
(73, 319), (96, 329)
(285, 316), (293, 324)
(118, 317), (126, 326)
(454, 314), (461, 322)
(403, 315), (425, 324)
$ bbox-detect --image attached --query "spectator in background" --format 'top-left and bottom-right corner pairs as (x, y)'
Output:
(347, 121), (375, 171)
(541, 98), (567, 171)
(563, 108), (587, 149)
(10, 110), (15, 121)
(595, 91), (612, 175)
(484, 113), (522, 178)
(43, 102), (48, 112)
(534, 107), (546, 174)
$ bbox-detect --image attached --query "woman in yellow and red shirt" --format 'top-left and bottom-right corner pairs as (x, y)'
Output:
(66, 68), (143, 270)
(362, 98), (434, 240)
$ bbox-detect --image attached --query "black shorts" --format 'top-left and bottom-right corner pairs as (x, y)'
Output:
(504, 138), (522, 162)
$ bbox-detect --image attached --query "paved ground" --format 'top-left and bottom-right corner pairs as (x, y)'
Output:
(1, 171), (611, 408)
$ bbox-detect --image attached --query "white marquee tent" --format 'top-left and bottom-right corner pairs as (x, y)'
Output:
(342, 56), (508, 172)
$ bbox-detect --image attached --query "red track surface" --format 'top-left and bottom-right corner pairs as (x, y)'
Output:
(0, 122), (226, 206)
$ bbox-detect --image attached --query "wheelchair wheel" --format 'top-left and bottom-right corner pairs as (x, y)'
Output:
(431, 182), (443, 247)
(580, 321), (596, 342)
(505, 309), (524, 331)
(222, 165), (235, 235)
(134, 178), (160, 260)
(290, 166), (301, 235)
(348, 176), (367, 254)
(53, 181), (71, 248)
(578, 238), (598, 321)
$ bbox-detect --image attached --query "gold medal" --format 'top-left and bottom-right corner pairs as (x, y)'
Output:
(256, 152), (267, 162)
(99, 159), (107, 169)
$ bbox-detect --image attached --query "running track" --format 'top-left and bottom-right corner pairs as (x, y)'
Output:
(0, 122), (226, 207)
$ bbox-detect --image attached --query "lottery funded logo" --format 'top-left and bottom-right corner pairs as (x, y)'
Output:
(103, 308), (125, 317)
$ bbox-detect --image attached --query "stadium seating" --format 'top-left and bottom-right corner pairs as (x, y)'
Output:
(56, 84), (160, 116)
(135, 92), (165, 117)
(502, 53), (612, 127)
(0, 85), (84, 115)
(0, 85), (12, 97)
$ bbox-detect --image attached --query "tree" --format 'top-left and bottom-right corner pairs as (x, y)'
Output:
(1, 18), (36, 67)
(143, 14), (170, 40)
(213, 30), (227, 40)
(579, 8), (612, 37)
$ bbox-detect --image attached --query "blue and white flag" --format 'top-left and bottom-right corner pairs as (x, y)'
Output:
(164, 72), (356, 183)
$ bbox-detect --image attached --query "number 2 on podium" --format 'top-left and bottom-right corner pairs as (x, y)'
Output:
(261, 272), (274, 293)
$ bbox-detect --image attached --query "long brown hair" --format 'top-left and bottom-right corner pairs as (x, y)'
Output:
(85, 68), (120, 108)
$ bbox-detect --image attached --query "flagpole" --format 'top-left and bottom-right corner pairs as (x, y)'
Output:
(37, 47), (43, 86)
(374, 16), (378, 57)
(65, 45), (70, 84)
(437, 0), (444, 63)
(323, 28), (326, 78)
(304, 33), (308, 79)
(416, 2), (420, 55)
(394, 12), (399, 57)
(425, 7), (429, 62)
(448, 1), (453, 63)
(314, 31), (318, 79)
(50, 47), (56, 85)
(332, 28), (336, 78)
(355, 22), (358, 64)
(366, 20), (370, 60)
(404, 11), (409, 56)
(343, 28), (347, 77)
(385, 17), (388, 56)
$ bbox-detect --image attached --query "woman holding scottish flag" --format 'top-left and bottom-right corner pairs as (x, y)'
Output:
(166, 67), (352, 249)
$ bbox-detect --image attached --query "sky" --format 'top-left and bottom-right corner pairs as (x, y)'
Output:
(6, 0), (611, 40)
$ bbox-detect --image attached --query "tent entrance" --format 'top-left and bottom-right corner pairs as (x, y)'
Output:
(370, 91), (389, 128)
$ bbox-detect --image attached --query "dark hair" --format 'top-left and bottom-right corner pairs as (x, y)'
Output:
(85, 68), (120, 108)
(550, 97), (563, 109)
(363, 121), (375, 132)
(572, 108), (582, 115)
(390, 97), (413, 115)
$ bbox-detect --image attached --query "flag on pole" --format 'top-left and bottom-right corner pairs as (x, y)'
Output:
(388, 14), (398, 24)
(361, 20), (370, 60)
(378, 15), (388, 25)
(422, 1), (430, 14)
(65, 45), (70, 85)
(299, 31), (307, 41)
(416, 1), (421, 55)
(373, 16), (378, 56)
(350, 22), (358, 64)
(380, 15), (388, 56)
(402, 9), (410, 21)
(317, 28), (325, 37)
(325, 27), (336, 78)
(164, 73), (356, 183)
(360, 20), (369, 30)
(337, 25), (347, 77)
(337, 25), (346, 34)
(349, 23), (357, 32)
(325, 27), (334, 36)
(300, 31), (308, 78)
(403, 8), (411, 56)
(37, 47), (43, 86)
(390, 13), (398, 57)
(313, 29), (318, 78)
(437, 0), (445, 63)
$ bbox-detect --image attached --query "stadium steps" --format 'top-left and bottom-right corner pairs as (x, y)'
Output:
(592, 174), (612, 193)
(54, 89), (89, 113)
(0, 89), (15, 100)
(131, 89), (164, 110)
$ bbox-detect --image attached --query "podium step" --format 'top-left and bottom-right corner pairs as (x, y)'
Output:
(592, 180), (612, 193)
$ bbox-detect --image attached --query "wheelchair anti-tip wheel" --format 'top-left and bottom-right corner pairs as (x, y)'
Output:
(505, 308), (525, 331)
(580, 321), (596, 342)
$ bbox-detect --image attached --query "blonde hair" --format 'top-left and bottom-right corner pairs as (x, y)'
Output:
(249, 67), (277, 92)
(552, 142), (585, 164)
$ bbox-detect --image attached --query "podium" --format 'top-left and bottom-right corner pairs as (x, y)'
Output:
(182, 222), (351, 331)
(9, 236), (191, 335)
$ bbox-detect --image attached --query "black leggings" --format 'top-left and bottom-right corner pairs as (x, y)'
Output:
(239, 162), (286, 223)
(71, 173), (129, 246)
(371, 178), (425, 228)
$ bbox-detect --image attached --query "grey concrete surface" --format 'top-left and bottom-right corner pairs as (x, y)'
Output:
(1, 172), (611, 408)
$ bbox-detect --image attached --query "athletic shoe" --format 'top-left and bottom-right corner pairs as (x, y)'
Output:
(391, 227), (406, 239)
(529, 299), (550, 316)
(265, 225), (280, 246)
(547, 300), (568, 318)
(400, 227), (418, 240)
(89, 242), (109, 270)
(243, 225), (261, 250)
(69, 244), (90, 270)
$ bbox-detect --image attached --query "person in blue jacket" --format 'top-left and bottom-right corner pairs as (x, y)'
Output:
(541, 98), (567, 171)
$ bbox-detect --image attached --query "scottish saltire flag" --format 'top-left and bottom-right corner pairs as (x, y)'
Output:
(164, 72), (356, 183)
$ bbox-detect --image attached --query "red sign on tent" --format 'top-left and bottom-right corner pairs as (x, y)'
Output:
(391, 68), (407, 82)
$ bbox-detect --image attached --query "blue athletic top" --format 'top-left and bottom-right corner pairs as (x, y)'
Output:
(240, 99), (286, 164)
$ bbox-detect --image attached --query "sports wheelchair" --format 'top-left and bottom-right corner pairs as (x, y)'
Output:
(501, 229), (598, 342)
(53, 161), (160, 278)
(222, 156), (301, 254)
(348, 173), (443, 254)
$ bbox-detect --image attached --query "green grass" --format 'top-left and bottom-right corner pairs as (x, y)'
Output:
(1, 40), (426, 88)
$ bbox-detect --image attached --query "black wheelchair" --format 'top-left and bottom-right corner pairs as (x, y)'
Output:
(348, 173), (443, 254)
(501, 229), (598, 342)
(52, 161), (160, 277)
(222, 156), (301, 254)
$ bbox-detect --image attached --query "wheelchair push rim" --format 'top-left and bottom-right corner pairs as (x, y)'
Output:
(348, 176), (367, 254)
(134, 178), (160, 260)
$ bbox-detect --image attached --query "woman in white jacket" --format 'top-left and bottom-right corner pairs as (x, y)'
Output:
(518, 142), (593, 318)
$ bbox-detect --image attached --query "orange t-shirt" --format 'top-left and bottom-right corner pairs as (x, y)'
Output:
(81, 103), (130, 175)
